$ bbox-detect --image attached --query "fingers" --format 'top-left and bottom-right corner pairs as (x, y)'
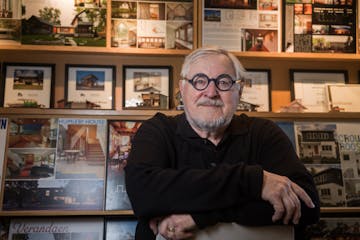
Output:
(291, 182), (315, 208)
(157, 214), (196, 240)
(149, 218), (160, 235)
(262, 170), (314, 225)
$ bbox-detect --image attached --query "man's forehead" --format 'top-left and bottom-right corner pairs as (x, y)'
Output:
(189, 54), (235, 74)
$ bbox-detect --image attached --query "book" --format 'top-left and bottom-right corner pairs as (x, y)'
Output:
(106, 120), (142, 210)
(8, 217), (104, 240)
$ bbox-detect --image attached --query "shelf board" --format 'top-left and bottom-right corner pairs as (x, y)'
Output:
(1, 45), (359, 60)
(0, 210), (134, 217)
(1, 108), (360, 120)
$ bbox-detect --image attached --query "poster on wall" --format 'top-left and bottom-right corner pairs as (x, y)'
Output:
(21, 0), (107, 47)
(202, 0), (281, 52)
(283, 0), (356, 53)
(106, 120), (142, 210)
(0, 0), (21, 46)
(111, 0), (194, 49)
(8, 217), (104, 240)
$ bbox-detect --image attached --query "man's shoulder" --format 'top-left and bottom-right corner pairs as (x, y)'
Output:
(142, 112), (183, 131)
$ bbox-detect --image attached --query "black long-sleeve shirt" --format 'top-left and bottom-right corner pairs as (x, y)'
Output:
(125, 113), (320, 239)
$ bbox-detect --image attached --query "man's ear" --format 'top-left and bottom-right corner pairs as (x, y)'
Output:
(179, 80), (184, 95)
(238, 80), (245, 97)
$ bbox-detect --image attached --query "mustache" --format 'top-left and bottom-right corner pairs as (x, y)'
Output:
(196, 98), (224, 107)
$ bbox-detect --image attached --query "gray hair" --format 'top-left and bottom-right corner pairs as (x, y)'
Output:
(180, 46), (246, 81)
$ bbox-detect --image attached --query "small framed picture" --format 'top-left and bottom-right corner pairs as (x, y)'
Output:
(240, 69), (271, 112)
(65, 64), (116, 109)
(123, 65), (171, 109)
(1, 62), (55, 108)
(290, 69), (348, 112)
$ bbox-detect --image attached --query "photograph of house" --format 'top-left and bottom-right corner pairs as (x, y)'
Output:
(76, 71), (105, 91)
(295, 122), (340, 164)
(21, 0), (106, 46)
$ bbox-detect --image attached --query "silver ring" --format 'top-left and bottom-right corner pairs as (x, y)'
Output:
(167, 226), (175, 232)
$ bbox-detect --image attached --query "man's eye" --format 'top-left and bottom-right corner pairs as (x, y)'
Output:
(195, 79), (207, 85)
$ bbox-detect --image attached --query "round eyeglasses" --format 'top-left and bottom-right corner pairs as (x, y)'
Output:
(184, 73), (238, 91)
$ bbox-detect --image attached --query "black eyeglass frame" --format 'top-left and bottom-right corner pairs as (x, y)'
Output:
(184, 73), (241, 91)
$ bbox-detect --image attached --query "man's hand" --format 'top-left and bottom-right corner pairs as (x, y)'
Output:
(150, 214), (197, 240)
(261, 170), (315, 225)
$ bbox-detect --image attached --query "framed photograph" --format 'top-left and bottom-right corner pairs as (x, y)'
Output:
(1, 62), (55, 108)
(123, 65), (171, 110)
(65, 64), (115, 110)
(326, 84), (360, 112)
(240, 69), (271, 112)
(290, 69), (348, 112)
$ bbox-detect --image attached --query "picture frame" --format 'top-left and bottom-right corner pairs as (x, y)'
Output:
(65, 64), (115, 110)
(326, 84), (360, 112)
(105, 218), (137, 240)
(123, 65), (172, 110)
(240, 69), (271, 112)
(290, 69), (348, 112)
(1, 62), (55, 108)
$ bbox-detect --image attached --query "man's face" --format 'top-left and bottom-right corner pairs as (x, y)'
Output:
(180, 54), (240, 131)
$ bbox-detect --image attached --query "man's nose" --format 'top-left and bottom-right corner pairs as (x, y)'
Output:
(203, 81), (219, 97)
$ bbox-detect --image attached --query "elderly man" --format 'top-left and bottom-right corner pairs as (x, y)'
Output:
(125, 47), (319, 240)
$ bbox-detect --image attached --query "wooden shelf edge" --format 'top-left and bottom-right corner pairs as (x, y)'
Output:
(1, 46), (360, 60)
(0, 45), (191, 56)
(1, 108), (360, 120)
(0, 210), (134, 217)
(321, 207), (360, 213)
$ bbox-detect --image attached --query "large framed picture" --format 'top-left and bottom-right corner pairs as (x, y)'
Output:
(240, 69), (271, 112)
(123, 65), (171, 110)
(1, 62), (55, 108)
(290, 69), (348, 112)
(65, 64), (116, 110)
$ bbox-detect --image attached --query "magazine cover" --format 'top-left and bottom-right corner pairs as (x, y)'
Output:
(111, 1), (193, 49)
(275, 121), (296, 149)
(56, 118), (107, 179)
(105, 218), (136, 240)
(0, 118), (8, 188)
(336, 122), (360, 207)
(21, 0), (107, 46)
(283, 0), (355, 53)
(105, 120), (142, 210)
(294, 122), (346, 207)
(8, 217), (104, 240)
(305, 217), (360, 239)
(2, 118), (106, 210)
